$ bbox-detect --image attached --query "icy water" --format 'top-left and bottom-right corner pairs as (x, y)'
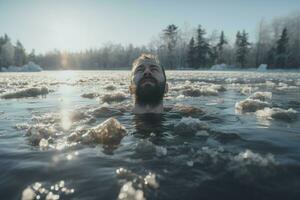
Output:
(0, 70), (300, 200)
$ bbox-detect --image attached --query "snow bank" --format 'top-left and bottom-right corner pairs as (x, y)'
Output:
(210, 63), (234, 70)
(257, 64), (268, 71)
(1, 86), (49, 99)
(1, 62), (43, 72)
(256, 107), (298, 122)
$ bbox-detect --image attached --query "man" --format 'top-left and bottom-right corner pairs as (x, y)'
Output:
(129, 54), (168, 114)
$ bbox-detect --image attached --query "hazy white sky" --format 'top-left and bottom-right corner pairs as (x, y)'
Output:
(0, 0), (299, 53)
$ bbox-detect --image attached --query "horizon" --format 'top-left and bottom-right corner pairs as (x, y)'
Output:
(0, 0), (300, 54)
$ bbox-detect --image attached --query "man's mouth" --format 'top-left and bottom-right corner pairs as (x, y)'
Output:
(140, 77), (156, 84)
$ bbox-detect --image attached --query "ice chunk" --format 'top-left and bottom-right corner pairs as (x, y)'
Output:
(80, 92), (99, 99)
(135, 139), (156, 156)
(26, 125), (56, 146)
(174, 117), (208, 135)
(248, 92), (272, 102)
(101, 92), (126, 103)
(117, 181), (145, 200)
(155, 146), (167, 157)
(182, 87), (218, 97)
(104, 84), (116, 90)
(233, 149), (275, 167)
(1, 87), (48, 99)
(89, 106), (123, 118)
(171, 104), (204, 117)
(21, 187), (36, 200)
(69, 117), (126, 145)
(256, 107), (298, 122)
(235, 99), (270, 113)
(144, 173), (159, 189)
(240, 86), (252, 95)
(39, 138), (49, 148)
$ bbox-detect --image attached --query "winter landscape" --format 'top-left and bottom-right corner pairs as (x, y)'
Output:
(1, 1), (300, 200)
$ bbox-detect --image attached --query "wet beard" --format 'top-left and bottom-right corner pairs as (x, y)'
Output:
(134, 78), (165, 107)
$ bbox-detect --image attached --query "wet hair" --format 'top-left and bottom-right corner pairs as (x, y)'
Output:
(131, 54), (166, 81)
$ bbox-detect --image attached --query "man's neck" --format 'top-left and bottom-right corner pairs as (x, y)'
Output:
(133, 102), (164, 114)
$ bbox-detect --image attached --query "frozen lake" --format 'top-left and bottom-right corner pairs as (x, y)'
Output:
(0, 70), (300, 200)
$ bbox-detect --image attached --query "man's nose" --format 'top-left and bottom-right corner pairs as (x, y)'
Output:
(143, 67), (152, 77)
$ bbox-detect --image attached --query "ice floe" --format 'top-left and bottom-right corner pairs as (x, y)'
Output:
(248, 91), (272, 102)
(256, 107), (298, 122)
(235, 99), (270, 113)
(21, 180), (74, 200)
(170, 104), (204, 117)
(101, 92), (127, 103)
(116, 168), (159, 200)
(68, 117), (126, 145)
(1, 86), (49, 99)
(174, 117), (208, 135)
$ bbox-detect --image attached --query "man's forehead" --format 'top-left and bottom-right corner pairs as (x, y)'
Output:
(132, 60), (162, 71)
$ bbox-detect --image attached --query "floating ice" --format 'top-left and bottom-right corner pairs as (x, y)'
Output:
(68, 117), (126, 145)
(144, 173), (159, 189)
(182, 87), (218, 97)
(235, 99), (270, 113)
(89, 106), (124, 118)
(26, 125), (56, 146)
(256, 107), (298, 122)
(240, 86), (253, 95)
(233, 149), (275, 167)
(1, 86), (49, 99)
(118, 181), (145, 200)
(101, 92), (126, 103)
(135, 139), (156, 156)
(80, 92), (99, 99)
(21, 187), (36, 200)
(248, 91), (272, 102)
(174, 117), (208, 135)
(171, 104), (204, 117)
(104, 84), (116, 90)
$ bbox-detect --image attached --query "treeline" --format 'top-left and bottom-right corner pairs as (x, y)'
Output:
(1, 12), (300, 70)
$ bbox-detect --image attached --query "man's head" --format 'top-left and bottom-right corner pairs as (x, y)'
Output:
(130, 54), (168, 106)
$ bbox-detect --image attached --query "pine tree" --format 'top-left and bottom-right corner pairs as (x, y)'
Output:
(275, 27), (289, 68)
(195, 25), (210, 68)
(216, 31), (228, 63)
(186, 37), (197, 68)
(163, 24), (178, 69)
(14, 40), (27, 66)
(235, 30), (251, 67)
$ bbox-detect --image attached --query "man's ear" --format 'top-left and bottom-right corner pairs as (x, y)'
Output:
(129, 84), (133, 95)
(164, 82), (169, 94)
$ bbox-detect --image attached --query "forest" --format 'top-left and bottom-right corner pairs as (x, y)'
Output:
(1, 12), (299, 70)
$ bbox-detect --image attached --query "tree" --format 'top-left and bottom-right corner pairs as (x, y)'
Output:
(276, 27), (289, 68)
(195, 25), (210, 68)
(216, 31), (228, 63)
(186, 37), (197, 68)
(163, 24), (178, 69)
(235, 30), (251, 67)
(14, 40), (27, 66)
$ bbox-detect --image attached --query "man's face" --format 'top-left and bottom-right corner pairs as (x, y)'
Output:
(131, 62), (166, 105)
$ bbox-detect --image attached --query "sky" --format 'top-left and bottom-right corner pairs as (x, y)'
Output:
(0, 0), (299, 54)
